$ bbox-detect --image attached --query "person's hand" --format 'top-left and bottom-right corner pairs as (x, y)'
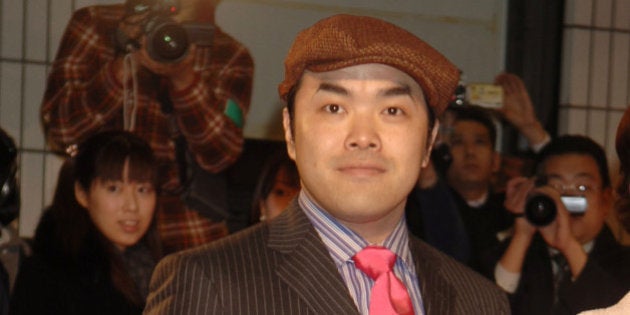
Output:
(116, 14), (198, 91)
(494, 73), (548, 147)
(535, 185), (588, 277)
(117, 12), (149, 46)
(504, 177), (537, 239)
(498, 176), (538, 275)
(495, 73), (537, 129)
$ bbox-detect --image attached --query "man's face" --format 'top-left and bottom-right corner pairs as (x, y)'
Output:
(542, 153), (611, 244)
(446, 120), (500, 190)
(283, 63), (436, 232)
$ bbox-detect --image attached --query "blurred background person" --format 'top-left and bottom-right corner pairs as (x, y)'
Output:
(487, 135), (630, 315)
(405, 72), (551, 270)
(40, 0), (254, 254)
(0, 127), (23, 315)
(577, 105), (630, 315)
(10, 131), (162, 314)
(406, 104), (513, 270)
(613, 106), (630, 244)
(250, 149), (300, 224)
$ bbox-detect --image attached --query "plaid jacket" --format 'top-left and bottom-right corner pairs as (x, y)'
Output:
(41, 5), (254, 253)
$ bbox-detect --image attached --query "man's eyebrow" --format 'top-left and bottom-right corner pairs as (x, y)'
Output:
(546, 172), (597, 181)
(575, 172), (597, 181)
(317, 82), (348, 95)
(380, 84), (412, 97)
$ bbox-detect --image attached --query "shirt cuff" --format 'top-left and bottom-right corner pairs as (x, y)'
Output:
(495, 263), (521, 293)
(530, 132), (551, 153)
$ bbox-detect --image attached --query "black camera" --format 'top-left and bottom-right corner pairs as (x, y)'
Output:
(120, 0), (214, 63)
(524, 179), (588, 226)
(0, 128), (19, 226)
(430, 143), (452, 177)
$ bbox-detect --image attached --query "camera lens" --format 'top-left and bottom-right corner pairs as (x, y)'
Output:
(146, 18), (189, 63)
(525, 194), (557, 226)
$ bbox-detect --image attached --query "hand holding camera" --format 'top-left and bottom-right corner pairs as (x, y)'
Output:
(524, 177), (588, 227)
(505, 176), (590, 252)
(504, 177), (538, 239)
(115, 0), (214, 87)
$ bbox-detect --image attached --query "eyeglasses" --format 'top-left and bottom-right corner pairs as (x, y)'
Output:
(549, 183), (598, 195)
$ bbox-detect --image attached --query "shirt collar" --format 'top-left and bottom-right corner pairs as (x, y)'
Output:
(548, 240), (594, 256)
(298, 190), (413, 269)
(466, 190), (489, 208)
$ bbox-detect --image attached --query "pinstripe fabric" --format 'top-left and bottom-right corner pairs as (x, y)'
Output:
(299, 192), (425, 314)
(144, 201), (510, 314)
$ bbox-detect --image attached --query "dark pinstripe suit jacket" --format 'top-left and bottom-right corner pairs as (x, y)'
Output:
(144, 202), (509, 314)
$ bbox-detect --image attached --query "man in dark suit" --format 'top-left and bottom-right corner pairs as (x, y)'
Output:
(144, 14), (509, 314)
(487, 135), (630, 314)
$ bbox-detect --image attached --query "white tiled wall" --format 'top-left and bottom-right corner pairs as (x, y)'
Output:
(0, 0), (114, 238)
(559, 0), (630, 163)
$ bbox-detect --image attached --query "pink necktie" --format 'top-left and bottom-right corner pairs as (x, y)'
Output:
(353, 245), (414, 315)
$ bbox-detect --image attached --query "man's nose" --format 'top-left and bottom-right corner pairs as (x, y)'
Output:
(464, 142), (476, 155)
(345, 115), (381, 151)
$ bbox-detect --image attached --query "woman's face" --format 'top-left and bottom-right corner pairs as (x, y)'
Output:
(75, 160), (156, 251)
(260, 167), (300, 221)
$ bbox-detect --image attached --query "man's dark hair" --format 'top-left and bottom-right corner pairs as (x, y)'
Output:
(535, 135), (611, 188)
(448, 104), (497, 148)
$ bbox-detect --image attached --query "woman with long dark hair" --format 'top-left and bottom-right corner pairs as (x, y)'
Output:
(250, 149), (300, 224)
(10, 130), (162, 314)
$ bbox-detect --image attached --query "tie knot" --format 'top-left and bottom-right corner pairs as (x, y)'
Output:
(353, 245), (396, 280)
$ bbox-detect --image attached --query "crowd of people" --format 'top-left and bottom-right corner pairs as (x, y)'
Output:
(0, 0), (628, 314)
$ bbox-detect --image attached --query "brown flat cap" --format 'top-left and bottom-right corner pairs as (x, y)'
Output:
(278, 14), (460, 115)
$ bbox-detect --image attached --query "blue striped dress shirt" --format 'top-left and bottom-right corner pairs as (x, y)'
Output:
(299, 191), (425, 315)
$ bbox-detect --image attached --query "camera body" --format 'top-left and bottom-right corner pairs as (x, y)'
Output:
(0, 128), (19, 226)
(448, 76), (503, 109)
(430, 143), (452, 177)
(122, 0), (214, 63)
(524, 180), (588, 226)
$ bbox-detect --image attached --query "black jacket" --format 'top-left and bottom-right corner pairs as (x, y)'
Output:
(484, 226), (630, 315)
(9, 210), (142, 315)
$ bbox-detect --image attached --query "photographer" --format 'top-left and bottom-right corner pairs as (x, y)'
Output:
(405, 73), (550, 270)
(41, 0), (254, 253)
(488, 135), (630, 315)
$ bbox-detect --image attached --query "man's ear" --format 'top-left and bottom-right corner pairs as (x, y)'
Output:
(283, 107), (296, 160)
(74, 182), (89, 209)
(599, 187), (614, 217)
(421, 121), (440, 168)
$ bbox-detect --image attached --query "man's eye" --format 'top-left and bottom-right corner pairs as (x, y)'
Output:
(385, 107), (403, 115)
(106, 185), (120, 192)
(324, 104), (341, 113)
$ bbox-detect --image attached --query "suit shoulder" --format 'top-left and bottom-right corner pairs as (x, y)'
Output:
(161, 223), (269, 269)
(410, 237), (509, 313)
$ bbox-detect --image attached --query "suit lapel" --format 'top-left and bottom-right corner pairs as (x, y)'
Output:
(268, 202), (359, 315)
(410, 237), (456, 314)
